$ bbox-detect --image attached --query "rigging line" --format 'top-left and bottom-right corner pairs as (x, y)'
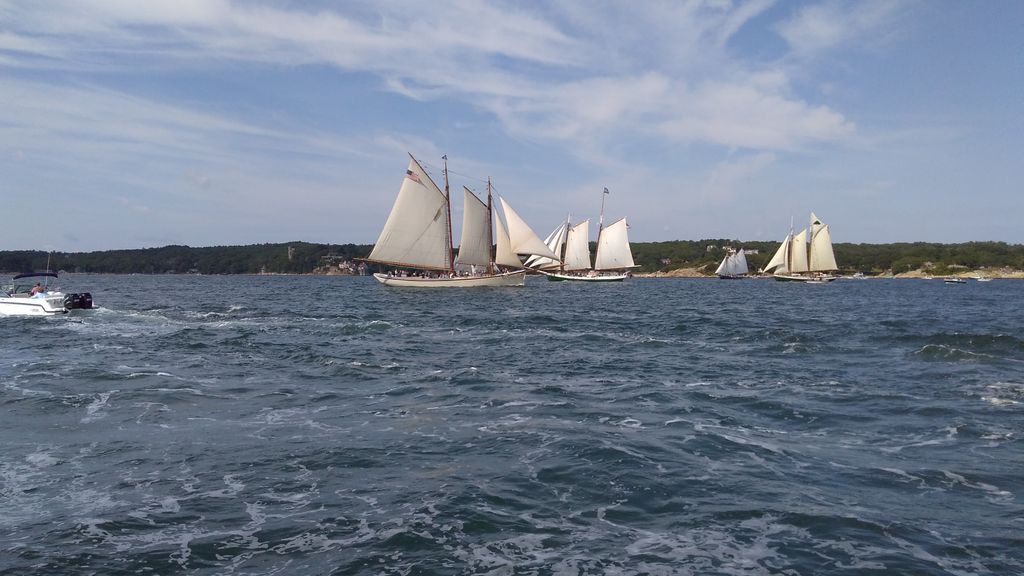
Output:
(419, 160), (491, 185)
(445, 169), (490, 184)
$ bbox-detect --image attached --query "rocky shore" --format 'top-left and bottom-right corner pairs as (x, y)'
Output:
(637, 267), (1024, 279)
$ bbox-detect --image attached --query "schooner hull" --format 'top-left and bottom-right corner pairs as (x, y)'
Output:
(538, 270), (629, 282)
(772, 274), (837, 283)
(372, 271), (526, 287)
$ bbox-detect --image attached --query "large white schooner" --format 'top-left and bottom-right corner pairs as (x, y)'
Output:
(526, 188), (637, 282)
(364, 154), (557, 287)
(761, 212), (838, 282)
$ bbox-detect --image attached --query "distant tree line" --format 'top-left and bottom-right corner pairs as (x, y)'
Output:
(636, 240), (1024, 275)
(1, 240), (1021, 276)
(0, 243), (372, 275)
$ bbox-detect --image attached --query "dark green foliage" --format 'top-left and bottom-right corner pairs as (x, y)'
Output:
(832, 241), (1024, 275)
(633, 240), (1024, 275)
(0, 243), (373, 275)
(1, 240), (1020, 275)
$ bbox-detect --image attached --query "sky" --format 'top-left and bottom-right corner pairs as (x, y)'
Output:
(1, 0), (1021, 251)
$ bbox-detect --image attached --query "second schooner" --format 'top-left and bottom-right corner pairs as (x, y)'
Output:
(526, 188), (637, 282)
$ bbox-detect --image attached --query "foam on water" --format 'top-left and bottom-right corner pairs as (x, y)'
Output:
(1, 275), (1022, 574)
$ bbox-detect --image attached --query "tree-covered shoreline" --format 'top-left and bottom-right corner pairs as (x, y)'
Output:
(2, 240), (1022, 276)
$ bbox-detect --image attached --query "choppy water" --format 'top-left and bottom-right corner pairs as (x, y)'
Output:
(2, 274), (1022, 575)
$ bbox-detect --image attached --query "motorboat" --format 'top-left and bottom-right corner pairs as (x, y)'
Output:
(0, 272), (94, 316)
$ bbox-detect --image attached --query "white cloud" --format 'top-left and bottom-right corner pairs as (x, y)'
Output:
(2, 0), (941, 249)
(716, 0), (777, 47)
(0, 1), (860, 156)
(776, 0), (905, 56)
(703, 152), (777, 201)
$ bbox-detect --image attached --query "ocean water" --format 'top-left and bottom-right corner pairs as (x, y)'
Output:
(1, 274), (1022, 575)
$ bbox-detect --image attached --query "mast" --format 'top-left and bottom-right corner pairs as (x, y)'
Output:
(565, 212), (573, 272)
(786, 215), (794, 273)
(598, 187), (609, 240)
(487, 177), (494, 274)
(597, 187), (609, 271)
(443, 155), (454, 274)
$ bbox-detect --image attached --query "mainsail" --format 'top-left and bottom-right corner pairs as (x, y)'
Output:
(733, 250), (749, 275)
(594, 218), (635, 270)
(808, 213), (837, 272)
(563, 220), (592, 271)
(789, 229), (809, 273)
(454, 187), (491, 268)
(366, 155), (452, 271)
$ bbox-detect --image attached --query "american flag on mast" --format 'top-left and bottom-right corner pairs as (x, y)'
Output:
(405, 169), (422, 184)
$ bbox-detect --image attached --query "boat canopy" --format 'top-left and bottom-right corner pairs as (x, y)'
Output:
(13, 272), (59, 280)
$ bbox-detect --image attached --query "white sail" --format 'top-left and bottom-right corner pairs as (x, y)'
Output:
(493, 211), (522, 268)
(594, 218), (635, 270)
(524, 221), (567, 270)
(367, 156), (451, 270)
(733, 249), (749, 275)
(763, 234), (790, 274)
(809, 223), (838, 272)
(498, 197), (560, 260)
(454, 187), (492, 268)
(717, 249), (749, 276)
(563, 220), (591, 271)
(810, 212), (825, 238)
(789, 229), (809, 273)
(715, 254), (730, 276)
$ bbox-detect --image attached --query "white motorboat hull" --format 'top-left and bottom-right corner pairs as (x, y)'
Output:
(2, 273), (94, 317)
(0, 293), (69, 316)
(538, 270), (629, 282)
(372, 270), (526, 287)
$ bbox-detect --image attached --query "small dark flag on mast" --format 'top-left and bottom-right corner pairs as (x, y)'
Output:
(405, 169), (422, 184)
(603, 187), (610, 194)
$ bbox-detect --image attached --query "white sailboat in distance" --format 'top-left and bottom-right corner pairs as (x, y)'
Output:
(364, 154), (557, 287)
(715, 249), (749, 279)
(761, 212), (838, 282)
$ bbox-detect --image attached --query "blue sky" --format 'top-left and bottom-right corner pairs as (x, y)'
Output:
(1, 0), (1021, 251)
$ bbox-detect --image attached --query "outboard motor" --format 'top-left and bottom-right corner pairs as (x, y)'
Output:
(64, 292), (94, 310)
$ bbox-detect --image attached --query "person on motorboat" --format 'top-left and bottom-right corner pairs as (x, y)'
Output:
(30, 282), (45, 296)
